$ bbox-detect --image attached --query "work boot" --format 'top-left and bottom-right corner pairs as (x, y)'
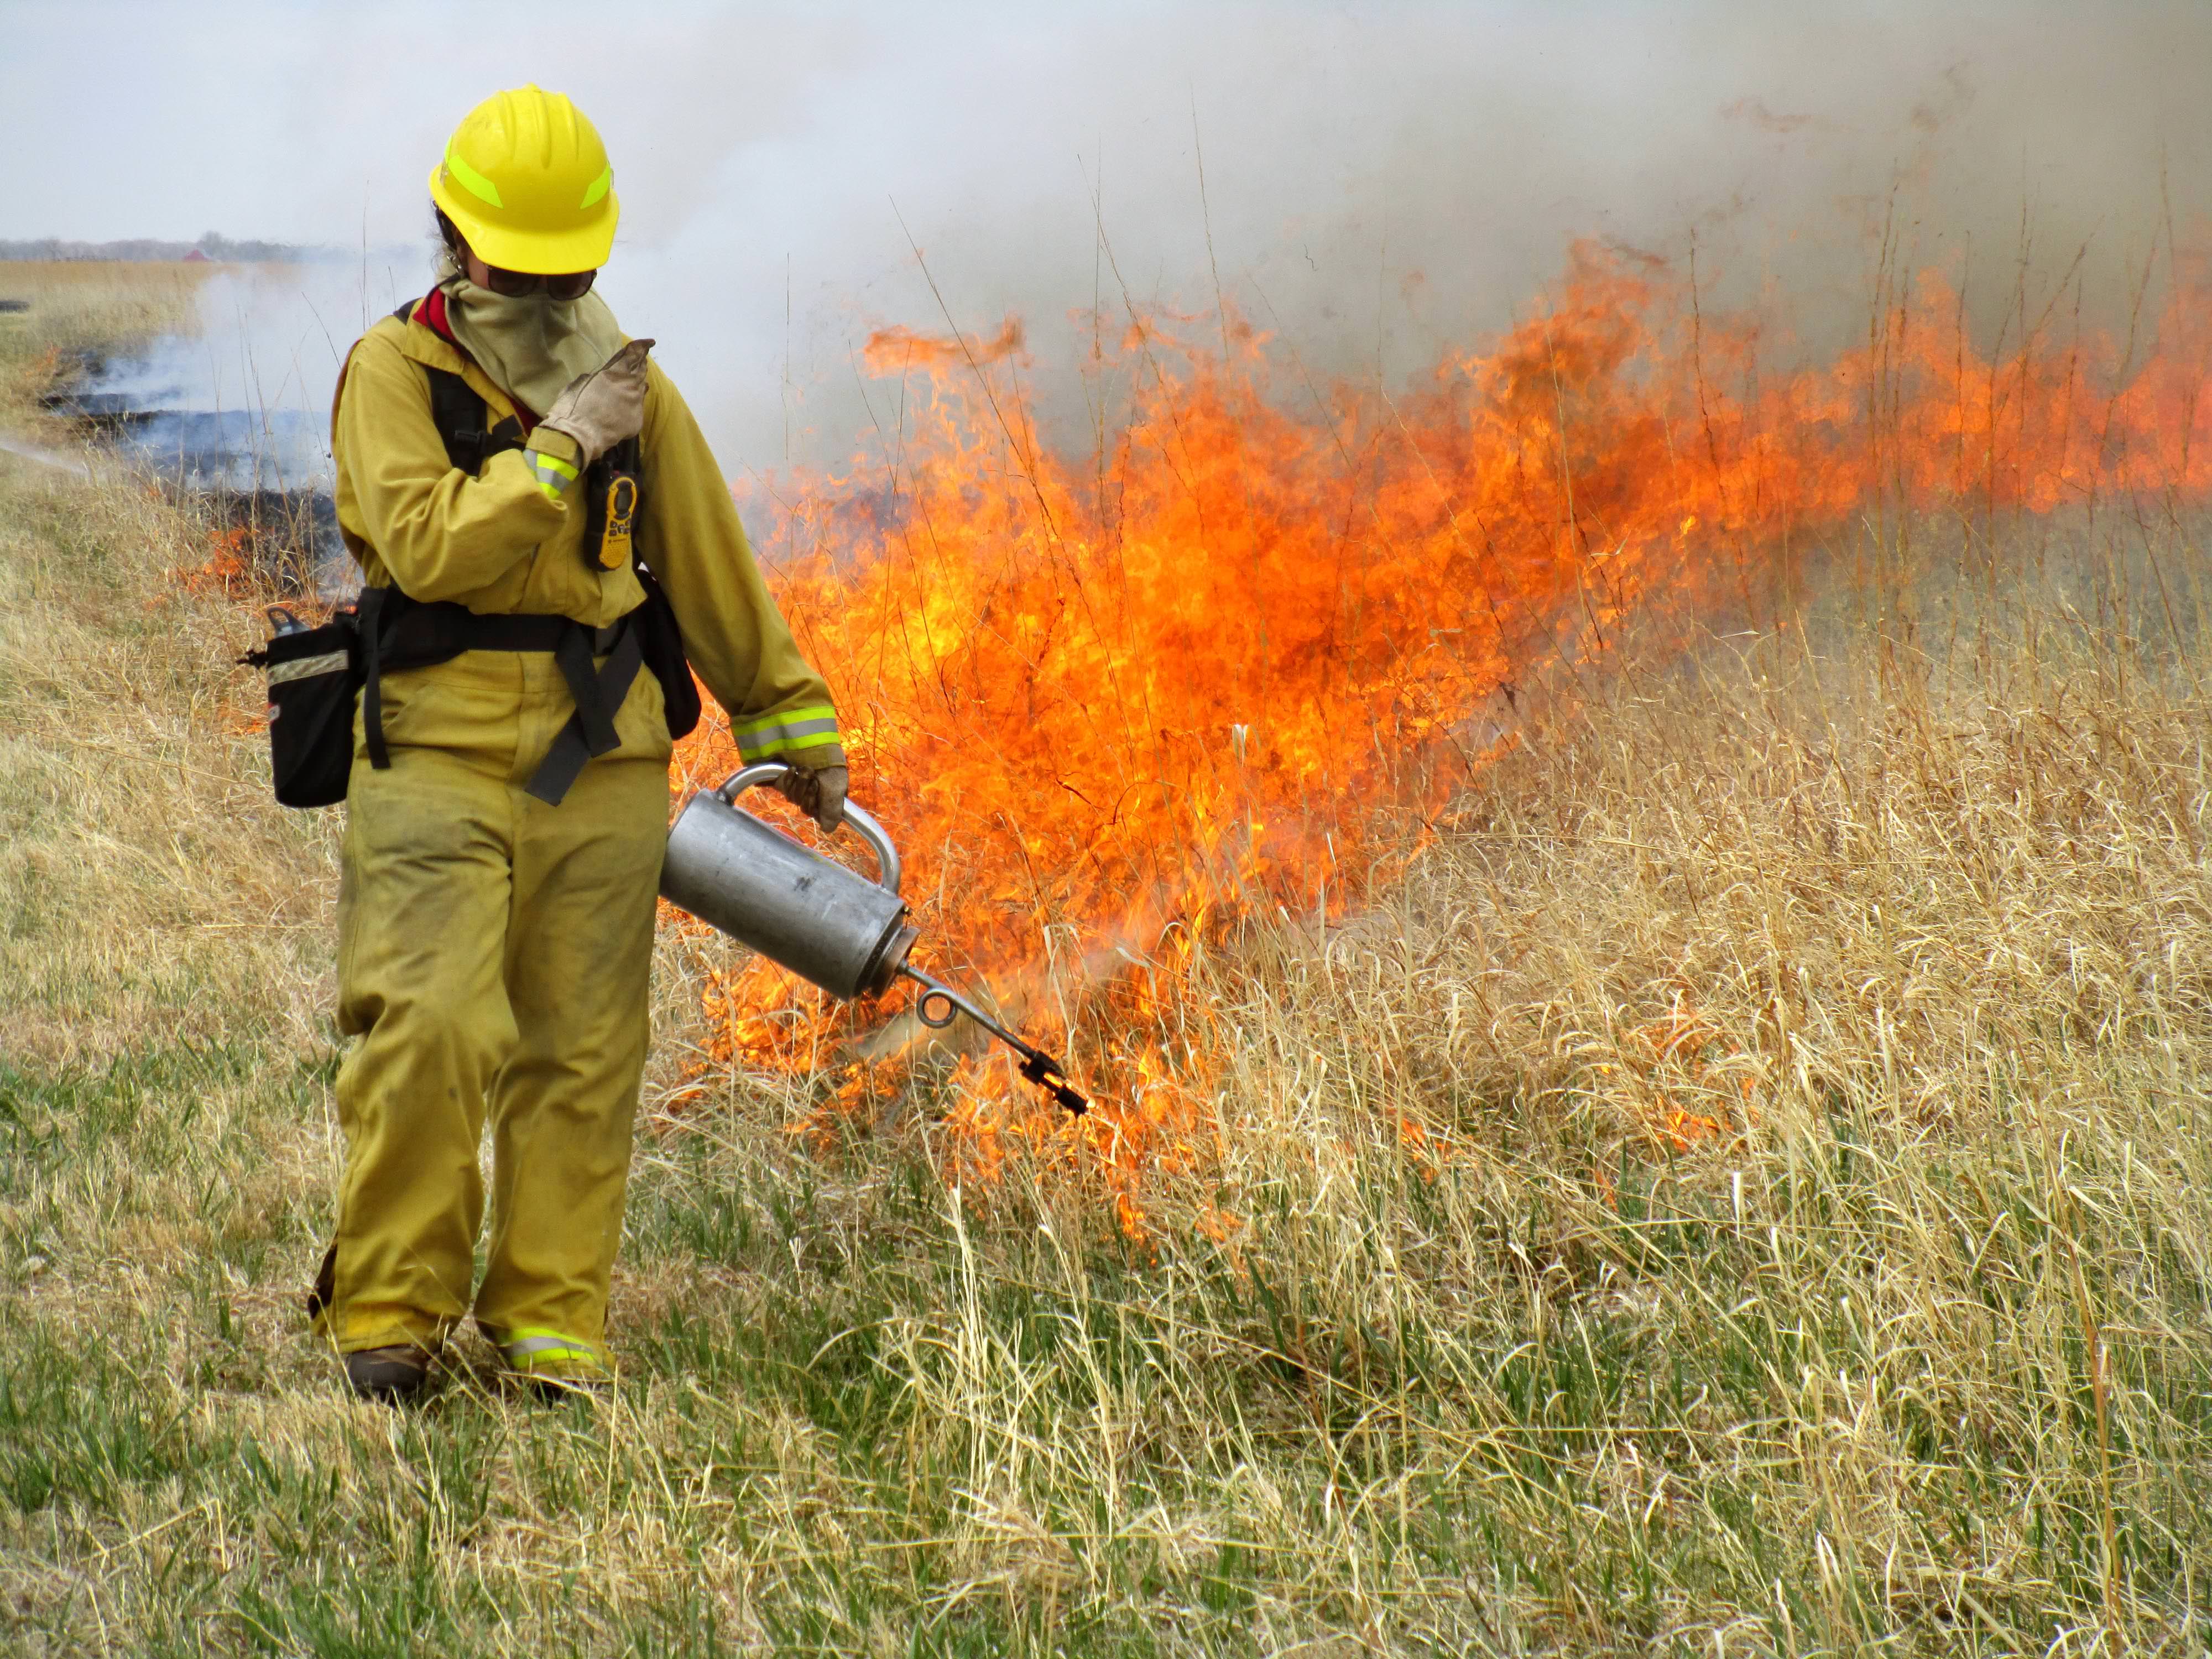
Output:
(342, 1344), (433, 1405)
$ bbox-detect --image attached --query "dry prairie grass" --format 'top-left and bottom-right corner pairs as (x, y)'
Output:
(0, 261), (218, 410)
(1, 262), (2209, 1655)
(0, 260), (239, 496)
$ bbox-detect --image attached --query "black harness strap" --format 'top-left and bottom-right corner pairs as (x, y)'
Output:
(554, 625), (620, 756)
(361, 299), (693, 804)
(525, 619), (645, 805)
(362, 585), (638, 806)
(430, 371), (525, 473)
(359, 585), (390, 771)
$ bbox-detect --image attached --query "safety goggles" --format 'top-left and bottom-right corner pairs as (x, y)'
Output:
(479, 264), (598, 301)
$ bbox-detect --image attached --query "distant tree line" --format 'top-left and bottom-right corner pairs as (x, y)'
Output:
(0, 232), (338, 263)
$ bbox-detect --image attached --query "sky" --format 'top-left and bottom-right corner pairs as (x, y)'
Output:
(6, 0), (2208, 473)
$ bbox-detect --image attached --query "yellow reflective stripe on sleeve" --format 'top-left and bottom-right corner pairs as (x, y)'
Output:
(443, 145), (504, 208)
(733, 704), (841, 760)
(743, 728), (842, 758)
(733, 703), (836, 738)
(526, 448), (580, 498)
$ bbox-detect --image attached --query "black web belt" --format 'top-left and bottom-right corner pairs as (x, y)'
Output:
(358, 588), (646, 806)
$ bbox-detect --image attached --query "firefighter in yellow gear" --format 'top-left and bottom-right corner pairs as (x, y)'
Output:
(313, 86), (846, 1402)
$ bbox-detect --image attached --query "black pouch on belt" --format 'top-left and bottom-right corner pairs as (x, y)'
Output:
(242, 605), (361, 808)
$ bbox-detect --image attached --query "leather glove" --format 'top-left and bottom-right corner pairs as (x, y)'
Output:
(538, 338), (656, 465)
(774, 764), (848, 831)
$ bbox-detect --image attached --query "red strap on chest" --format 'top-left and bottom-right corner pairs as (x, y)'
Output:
(418, 285), (452, 342)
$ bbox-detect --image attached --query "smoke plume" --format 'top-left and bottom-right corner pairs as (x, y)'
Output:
(9, 1), (2207, 477)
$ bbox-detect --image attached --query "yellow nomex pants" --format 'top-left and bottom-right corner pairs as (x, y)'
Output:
(311, 648), (670, 1374)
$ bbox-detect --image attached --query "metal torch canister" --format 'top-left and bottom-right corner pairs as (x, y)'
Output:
(660, 762), (1091, 1114)
(659, 761), (919, 999)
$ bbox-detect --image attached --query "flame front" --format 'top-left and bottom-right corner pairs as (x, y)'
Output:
(674, 239), (2212, 1205)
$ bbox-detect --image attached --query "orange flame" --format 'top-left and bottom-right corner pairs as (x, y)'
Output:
(181, 525), (249, 595)
(863, 316), (1025, 374)
(680, 238), (2212, 1209)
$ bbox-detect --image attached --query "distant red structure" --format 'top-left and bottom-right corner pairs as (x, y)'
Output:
(181, 248), (210, 263)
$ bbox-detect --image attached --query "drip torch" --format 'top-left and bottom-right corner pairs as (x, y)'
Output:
(659, 762), (1089, 1114)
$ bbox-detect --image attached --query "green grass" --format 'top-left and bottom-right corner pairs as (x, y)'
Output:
(5, 1023), (2207, 1651)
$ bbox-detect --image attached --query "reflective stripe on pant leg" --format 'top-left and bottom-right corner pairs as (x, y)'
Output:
(499, 1328), (603, 1371)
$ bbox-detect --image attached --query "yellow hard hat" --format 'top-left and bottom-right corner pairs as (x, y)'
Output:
(429, 86), (618, 274)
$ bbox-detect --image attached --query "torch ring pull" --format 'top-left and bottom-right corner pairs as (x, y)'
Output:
(714, 760), (902, 895)
(912, 982), (964, 1031)
(898, 964), (1090, 1115)
(902, 964), (1018, 1040)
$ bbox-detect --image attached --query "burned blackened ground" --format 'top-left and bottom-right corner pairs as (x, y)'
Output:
(38, 373), (341, 596)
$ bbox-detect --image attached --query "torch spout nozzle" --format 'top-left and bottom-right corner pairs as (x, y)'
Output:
(899, 964), (1090, 1115)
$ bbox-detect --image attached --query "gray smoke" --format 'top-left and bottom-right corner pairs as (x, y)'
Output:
(608, 0), (2212, 476)
(79, 265), (398, 492)
(10, 1), (2206, 478)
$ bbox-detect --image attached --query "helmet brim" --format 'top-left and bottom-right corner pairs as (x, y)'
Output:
(429, 165), (618, 274)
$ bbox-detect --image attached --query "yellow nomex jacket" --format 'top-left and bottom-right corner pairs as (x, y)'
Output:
(330, 302), (843, 771)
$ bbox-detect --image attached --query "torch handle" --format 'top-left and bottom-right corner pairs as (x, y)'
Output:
(714, 760), (902, 895)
